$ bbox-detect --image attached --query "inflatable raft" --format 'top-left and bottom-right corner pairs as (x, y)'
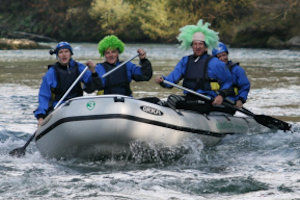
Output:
(35, 95), (271, 159)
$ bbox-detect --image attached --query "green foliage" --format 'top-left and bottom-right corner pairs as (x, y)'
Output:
(231, 0), (300, 47)
(89, 0), (176, 42)
(134, 0), (175, 42)
(0, 0), (299, 48)
(89, 0), (137, 40)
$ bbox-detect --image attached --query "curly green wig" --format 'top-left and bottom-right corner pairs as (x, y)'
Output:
(177, 19), (219, 50)
(98, 35), (125, 57)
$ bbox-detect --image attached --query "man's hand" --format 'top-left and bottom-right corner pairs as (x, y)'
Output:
(86, 60), (96, 73)
(155, 76), (164, 84)
(235, 100), (243, 108)
(137, 48), (146, 59)
(38, 118), (44, 127)
(212, 95), (223, 105)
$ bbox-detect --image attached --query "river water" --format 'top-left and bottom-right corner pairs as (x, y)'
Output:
(0, 43), (300, 199)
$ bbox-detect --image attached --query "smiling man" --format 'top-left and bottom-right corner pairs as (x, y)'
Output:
(86, 35), (152, 96)
(155, 19), (233, 107)
(34, 42), (99, 126)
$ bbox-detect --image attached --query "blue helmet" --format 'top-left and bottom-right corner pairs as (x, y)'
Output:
(50, 41), (73, 56)
(212, 42), (228, 56)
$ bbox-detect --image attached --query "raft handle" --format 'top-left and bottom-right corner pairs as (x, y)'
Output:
(114, 96), (125, 103)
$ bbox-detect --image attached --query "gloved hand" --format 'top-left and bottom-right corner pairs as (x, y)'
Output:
(167, 94), (185, 110)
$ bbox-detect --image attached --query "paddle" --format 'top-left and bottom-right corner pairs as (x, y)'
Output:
(9, 66), (89, 157)
(162, 80), (291, 131)
(94, 53), (139, 95)
(102, 54), (139, 78)
(9, 54), (140, 157)
(226, 103), (291, 131)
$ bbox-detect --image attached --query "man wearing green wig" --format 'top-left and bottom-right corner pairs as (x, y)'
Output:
(155, 20), (234, 113)
(86, 35), (152, 96)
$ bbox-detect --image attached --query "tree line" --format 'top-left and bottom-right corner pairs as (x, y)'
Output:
(0, 0), (299, 48)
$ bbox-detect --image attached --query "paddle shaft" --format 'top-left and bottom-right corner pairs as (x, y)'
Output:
(163, 79), (220, 114)
(54, 66), (89, 109)
(163, 80), (212, 100)
(164, 79), (262, 115)
(102, 54), (139, 78)
(164, 80), (258, 114)
(162, 80), (291, 131)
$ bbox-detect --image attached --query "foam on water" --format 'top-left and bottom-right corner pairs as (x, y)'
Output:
(0, 44), (300, 199)
(247, 85), (300, 116)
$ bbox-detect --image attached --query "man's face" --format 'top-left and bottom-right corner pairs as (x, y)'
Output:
(104, 49), (119, 64)
(216, 52), (228, 63)
(192, 41), (207, 57)
(57, 49), (72, 66)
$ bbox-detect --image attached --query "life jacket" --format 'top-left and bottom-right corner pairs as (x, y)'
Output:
(227, 61), (239, 71)
(101, 62), (132, 96)
(227, 61), (239, 95)
(182, 55), (219, 91)
(48, 62), (83, 103)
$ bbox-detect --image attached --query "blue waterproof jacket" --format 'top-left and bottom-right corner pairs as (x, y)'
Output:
(94, 58), (152, 96)
(227, 61), (250, 103)
(34, 59), (94, 119)
(162, 53), (233, 99)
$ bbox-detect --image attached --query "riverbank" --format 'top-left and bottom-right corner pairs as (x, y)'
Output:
(231, 35), (300, 50)
(0, 38), (51, 50)
(1, 36), (300, 50)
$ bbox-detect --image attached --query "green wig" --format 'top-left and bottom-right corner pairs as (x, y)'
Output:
(177, 19), (219, 50)
(98, 35), (125, 57)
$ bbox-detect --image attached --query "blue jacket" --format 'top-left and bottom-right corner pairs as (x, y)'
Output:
(227, 61), (250, 103)
(34, 59), (94, 119)
(94, 58), (152, 95)
(162, 54), (233, 99)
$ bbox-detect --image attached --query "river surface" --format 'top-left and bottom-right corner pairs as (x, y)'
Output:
(0, 43), (300, 199)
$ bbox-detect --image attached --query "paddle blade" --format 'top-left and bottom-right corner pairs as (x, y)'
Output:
(254, 115), (291, 131)
(9, 132), (36, 157)
(9, 147), (26, 157)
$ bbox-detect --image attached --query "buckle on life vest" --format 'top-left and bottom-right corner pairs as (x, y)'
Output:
(97, 90), (104, 95)
(234, 87), (238, 95)
(210, 82), (220, 91)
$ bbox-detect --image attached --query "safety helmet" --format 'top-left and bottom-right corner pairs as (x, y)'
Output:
(212, 42), (228, 56)
(49, 41), (73, 56)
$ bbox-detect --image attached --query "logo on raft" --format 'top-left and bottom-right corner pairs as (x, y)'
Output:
(140, 105), (163, 116)
(86, 101), (96, 110)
